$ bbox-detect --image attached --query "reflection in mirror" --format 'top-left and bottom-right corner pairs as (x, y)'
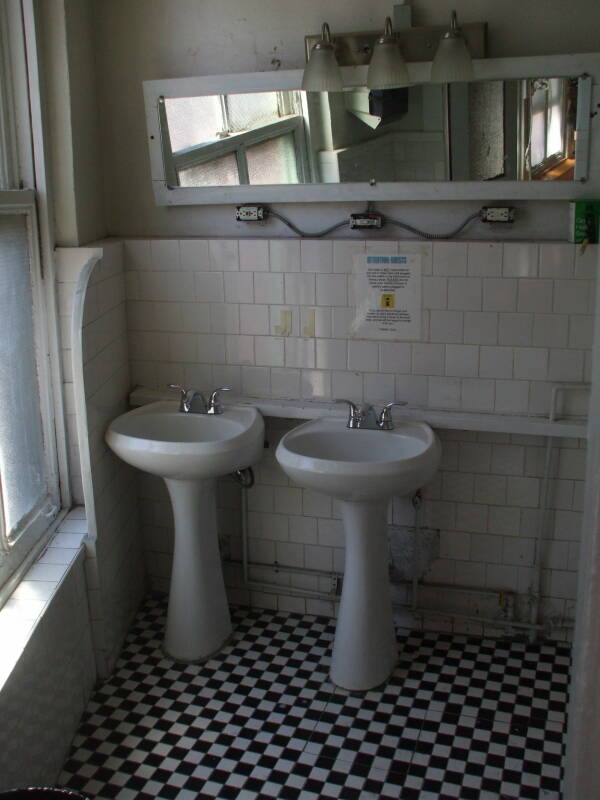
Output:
(159, 77), (580, 188)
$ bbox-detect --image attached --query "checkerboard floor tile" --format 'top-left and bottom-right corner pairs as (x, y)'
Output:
(60, 596), (568, 799)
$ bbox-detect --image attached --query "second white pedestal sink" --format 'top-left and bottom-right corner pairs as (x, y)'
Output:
(276, 416), (441, 691)
(106, 400), (264, 662)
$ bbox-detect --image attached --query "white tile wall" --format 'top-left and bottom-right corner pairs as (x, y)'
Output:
(123, 237), (596, 639)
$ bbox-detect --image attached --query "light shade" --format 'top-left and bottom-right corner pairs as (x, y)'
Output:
(367, 17), (410, 90)
(430, 11), (474, 83)
(302, 23), (343, 92)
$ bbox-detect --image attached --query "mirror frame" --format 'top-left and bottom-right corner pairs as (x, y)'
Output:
(143, 53), (600, 205)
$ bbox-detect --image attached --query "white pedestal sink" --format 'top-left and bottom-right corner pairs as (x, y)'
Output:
(106, 400), (264, 662)
(276, 416), (440, 691)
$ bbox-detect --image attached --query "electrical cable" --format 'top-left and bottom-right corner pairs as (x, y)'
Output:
(384, 211), (481, 240)
(266, 209), (348, 238)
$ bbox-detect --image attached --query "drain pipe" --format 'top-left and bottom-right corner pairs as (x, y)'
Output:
(411, 490), (423, 611)
(528, 435), (554, 641)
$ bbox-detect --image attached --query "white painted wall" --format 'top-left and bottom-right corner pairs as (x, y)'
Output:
(89, 0), (600, 239)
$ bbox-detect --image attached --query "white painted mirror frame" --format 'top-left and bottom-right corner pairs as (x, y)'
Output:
(144, 53), (600, 206)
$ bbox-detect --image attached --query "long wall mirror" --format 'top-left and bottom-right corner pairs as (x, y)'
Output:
(143, 54), (600, 204)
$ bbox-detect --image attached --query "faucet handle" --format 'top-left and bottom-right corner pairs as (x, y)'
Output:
(377, 401), (407, 430)
(207, 386), (232, 415)
(168, 383), (189, 412)
(335, 398), (361, 428)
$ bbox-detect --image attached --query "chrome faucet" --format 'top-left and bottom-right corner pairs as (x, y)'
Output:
(336, 399), (407, 430)
(168, 384), (231, 414)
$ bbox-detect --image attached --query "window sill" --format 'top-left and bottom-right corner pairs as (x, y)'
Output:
(0, 506), (88, 691)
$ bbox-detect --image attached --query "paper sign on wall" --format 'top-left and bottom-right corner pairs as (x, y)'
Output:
(351, 253), (422, 340)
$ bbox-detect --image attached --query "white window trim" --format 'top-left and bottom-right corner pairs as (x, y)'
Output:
(0, 192), (61, 593)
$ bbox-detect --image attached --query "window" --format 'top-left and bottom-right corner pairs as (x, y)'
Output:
(520, 77), (573, 179)
(0, 2), (60, 592)
(162, 91), (309, 186)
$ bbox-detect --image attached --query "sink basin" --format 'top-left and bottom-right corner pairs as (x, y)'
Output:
(276, 417), (440, 502)
(276, 415), (440, 691)
(106, 400), (263, 480)
(106, 400), (264, 662)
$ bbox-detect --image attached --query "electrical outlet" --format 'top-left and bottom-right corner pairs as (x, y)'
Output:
(235, 205), (265, 221)
(480, 206), (515, 223)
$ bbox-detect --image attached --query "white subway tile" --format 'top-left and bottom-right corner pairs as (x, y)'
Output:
(574, 243), (598, 278)
(488, 506), (521, 536)
(428, 376), (461, 409)
(569, 315), (594, 349)
(539, 243), (575, 278)
(239, 239), (269, 271)
(139, 271), (195, 302)
(316, 339), (347, 369)
(168, 332), (197, 363)
(491, 444), (525, 476)
(125, 239), (151, 270)
(548, 348), (584, 382)
(128, 331), (170, 361)
(269, 240), (300, 272)
(528, 381), (553, 416)
(239, 304), (269, 335)
(429, 310), (463, 343)
(210, 303), (239, 334)
(482, 278), (517, 312)
(271, 367), (301, 398)
(180, 303), (211, 333)
(332, 371), (363, 401)
(179, 239), (210, 271)
(439, 529), (470, 560)
(396, 374), (428, 406)
(332, 307), (355, 338)
(479, 346), (513, 379)
(348, 340), (379, 372)
(301, 369), (331, 399)
(318, 518), (344, 547)
(553, 279), (591, 314)
(467, 242), (503, 277)
(302, 489), (332, 517)
(532, 314), (568, 348)
(301, 240), (333, 272)
(254, 272), (284, 304)
(498, 313), (533, 346)
(213, 364), (241, 392)
(301, 306), (331, 338)
(209, 240), (239, 270)
(445, 344), (479, 377)
(285, 338), (315, 368)
(503, 243), (538, 277)
(461, 378), (495, 411)
(225, 335), (254, 365)
(197, 334), (226, 363)
(285, 273), (316, 305)
(150, 239), (180, 271)
(365, 240), (398, 255)
(517, 279), (553, 313)
(412, 343), (444, 375)
(195, 272), (224, 302)
(269, 305), (299, 337)
(333, 240), (365, 273)
(485, 563), (518, 591)
(316, 274), (347, 306)
(470, 532), (503, 562)
(222, 272), (253, 304)
(289, 516), (318, 544)
(379, 342), (411, 373)
(364, 373), (395, 402)
(423, 276), (448, 309)
(447, 278), (482, 311)
(433, 242), (468, 276)
(242, 365), (270, 395)
(254, 336), (285, 367)
(513, 348), (548, 380)
(507, 476), (540, 507)
(464, 312), (498, 345)
(455, 503), (488, 533)
(494, 380), (529, 413)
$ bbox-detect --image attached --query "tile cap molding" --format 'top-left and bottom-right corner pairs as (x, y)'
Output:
(129, 387), (587, 439)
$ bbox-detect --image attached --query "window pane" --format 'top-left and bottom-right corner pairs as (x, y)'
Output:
(178, 154), (239, 186)
(546, 78), (565, 157)
(530, 83), (547, 167)
(165, 96), (225, 151)
(246, 134), (299, 184)
(226, 92), (282, 132)
(0, 214), (47, 538)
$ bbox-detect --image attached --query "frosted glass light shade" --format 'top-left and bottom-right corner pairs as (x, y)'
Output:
(302, 23), (343, 92)
(431, 11), (474, 83)
(367, 27), (410, 90)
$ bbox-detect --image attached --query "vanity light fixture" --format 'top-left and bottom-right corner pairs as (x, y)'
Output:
(301, 22), (343, 92)
(366, 17), (410, 89)
(430, 10), (474, 83)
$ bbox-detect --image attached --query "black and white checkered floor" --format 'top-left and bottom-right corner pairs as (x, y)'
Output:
(60, 596), (568, 800)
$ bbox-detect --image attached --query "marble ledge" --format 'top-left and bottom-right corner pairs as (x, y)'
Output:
(129, 387), (588, 439)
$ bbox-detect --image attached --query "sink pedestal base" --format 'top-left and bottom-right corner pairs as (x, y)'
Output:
(163, 478), (232, 662)
(331, 500), (397, 691)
